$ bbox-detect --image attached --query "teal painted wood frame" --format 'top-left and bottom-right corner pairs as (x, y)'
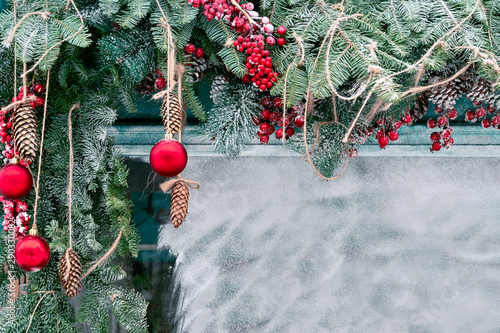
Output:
(0, 0), (6, 12)
(110, 124), (500, 158)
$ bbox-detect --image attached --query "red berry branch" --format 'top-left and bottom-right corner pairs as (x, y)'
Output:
(253, 97), (304, 144)
(187, 0), (287, 91)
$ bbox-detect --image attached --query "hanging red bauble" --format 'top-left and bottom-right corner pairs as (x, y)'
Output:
(14, 229), (50, 272)
(149, 138), (188, 177)
(0, 162), (33, 200)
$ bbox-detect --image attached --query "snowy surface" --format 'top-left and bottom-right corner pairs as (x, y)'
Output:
(158, 156), (500, 333)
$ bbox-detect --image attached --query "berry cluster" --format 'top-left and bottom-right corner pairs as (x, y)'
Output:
(1, 84), (45, 166)
(0, 197), (29, 238)
(186, 0), (286, 91)
(348, 114), (407, 156)
(253, 97), (304, 144)
(426, 105), (457, 152)
(464, 104), (497, 127)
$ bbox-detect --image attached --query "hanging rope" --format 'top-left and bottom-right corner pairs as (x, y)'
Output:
(31, 70), (50, 230)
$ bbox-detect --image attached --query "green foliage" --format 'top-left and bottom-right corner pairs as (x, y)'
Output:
(204, 80), (260, 156)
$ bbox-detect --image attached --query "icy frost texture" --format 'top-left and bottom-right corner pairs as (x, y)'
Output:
(159, 157), (500, 332)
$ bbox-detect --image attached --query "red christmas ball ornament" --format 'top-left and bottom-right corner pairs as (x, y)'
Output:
(0, 162), (33, 200)
(14, 230), (50, 272)
(149, 139), (188, 177)
(184, 43), (196, 54)
(155, 77), (167, 90)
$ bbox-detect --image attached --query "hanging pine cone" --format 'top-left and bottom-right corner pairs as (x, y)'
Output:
(134, 72), (157, 96)
(162, 95), (183, 135)
(483, 90), (500, 108)
(410, 91), (429, 122)
(210, 75), (229, 104)
(466, 78), (495, 104)
(59, 248), (82, 297)
(170, 181), (189, 228)
(191, 57), (210, 82)
(12, 102), (38, 164)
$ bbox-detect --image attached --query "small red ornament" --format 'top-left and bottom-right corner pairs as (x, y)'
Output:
(149, 139), (188, 177)
(14, 229), (50, 272)
(195, 48), (205, 58)
(185, 43), (196, 54)
(155, 77), (167, 90)
(0, 162), (33, 200)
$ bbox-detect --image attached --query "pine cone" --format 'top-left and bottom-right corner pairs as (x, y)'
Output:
(411, 92), (429, 122)
(162, 95), (183, 135)
(134, 73), (157, 96)
(428, 70), (472, 110)
(191, 57), (210, 82)
(210, 75), (229, 104)
(12, 103), (38, 164)
(170, 181), (189, 228)
(467, 78), (495, 104)
(59, 249), (82, 297)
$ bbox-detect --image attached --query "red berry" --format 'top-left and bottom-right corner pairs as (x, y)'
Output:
(393, 121), (402, 130)
(375, 129), (384, 139)
(184, 43), (196, 54)
(431, 141), (442, 152)
(481, 118), (492, 128)
(34, 83), (44, 94)
(447, 109), (458, 120)
(378, 135), (389, 148)
(487, 105), (496, 114)
(349, 147), (358, 158)
(265, 36), (275, 46)
(275, 128), (283, 139)
(242, 75), (251, 83)
(286, 127), (295, 137)
(277, 38), (286, 46)
(195, 48), (205, 58)
(465, 110), (476, 122)
(492, 115), (500, 127)
(473, 100), (482, 106)
(273, 98), (283, 109)
(261, 97), (271, 108)
(440, 129), (451, 140)
(437, 115), (448, 127)
(261, 109), (270, 120)
(376, 118), (385, 126)
(365, 127), (373, 136)
(30, 101), (36, 108)
(32, 96), (43, 107)
(260, 123), (270, 133)
(388, 131), (399, 141)
(266, 125), (275, 135)
(260, 134), (269, 144)
(430, 132), (440, 142)
(427, 118), (437, 129)
(294, 115), (304, 128)
(259, 84), (267, 91)
(401, 113), (412, 124)
(269, 112), (280, 123)
(155, 77), (167, 90)
(434, 105), (444, 114)
(476, 107), (486, 118)
(444, 137), (454, 149)
(277, 26), (286, 35)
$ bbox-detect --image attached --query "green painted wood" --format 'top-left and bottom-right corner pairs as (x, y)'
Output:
(0, 0), (6, 12)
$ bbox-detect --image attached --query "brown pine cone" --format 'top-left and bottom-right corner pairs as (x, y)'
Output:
(162, 95), (183, 135)
(12, 103), (38, 163)
(170, 181), (189, 228)
(59, 249), (82, 297)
